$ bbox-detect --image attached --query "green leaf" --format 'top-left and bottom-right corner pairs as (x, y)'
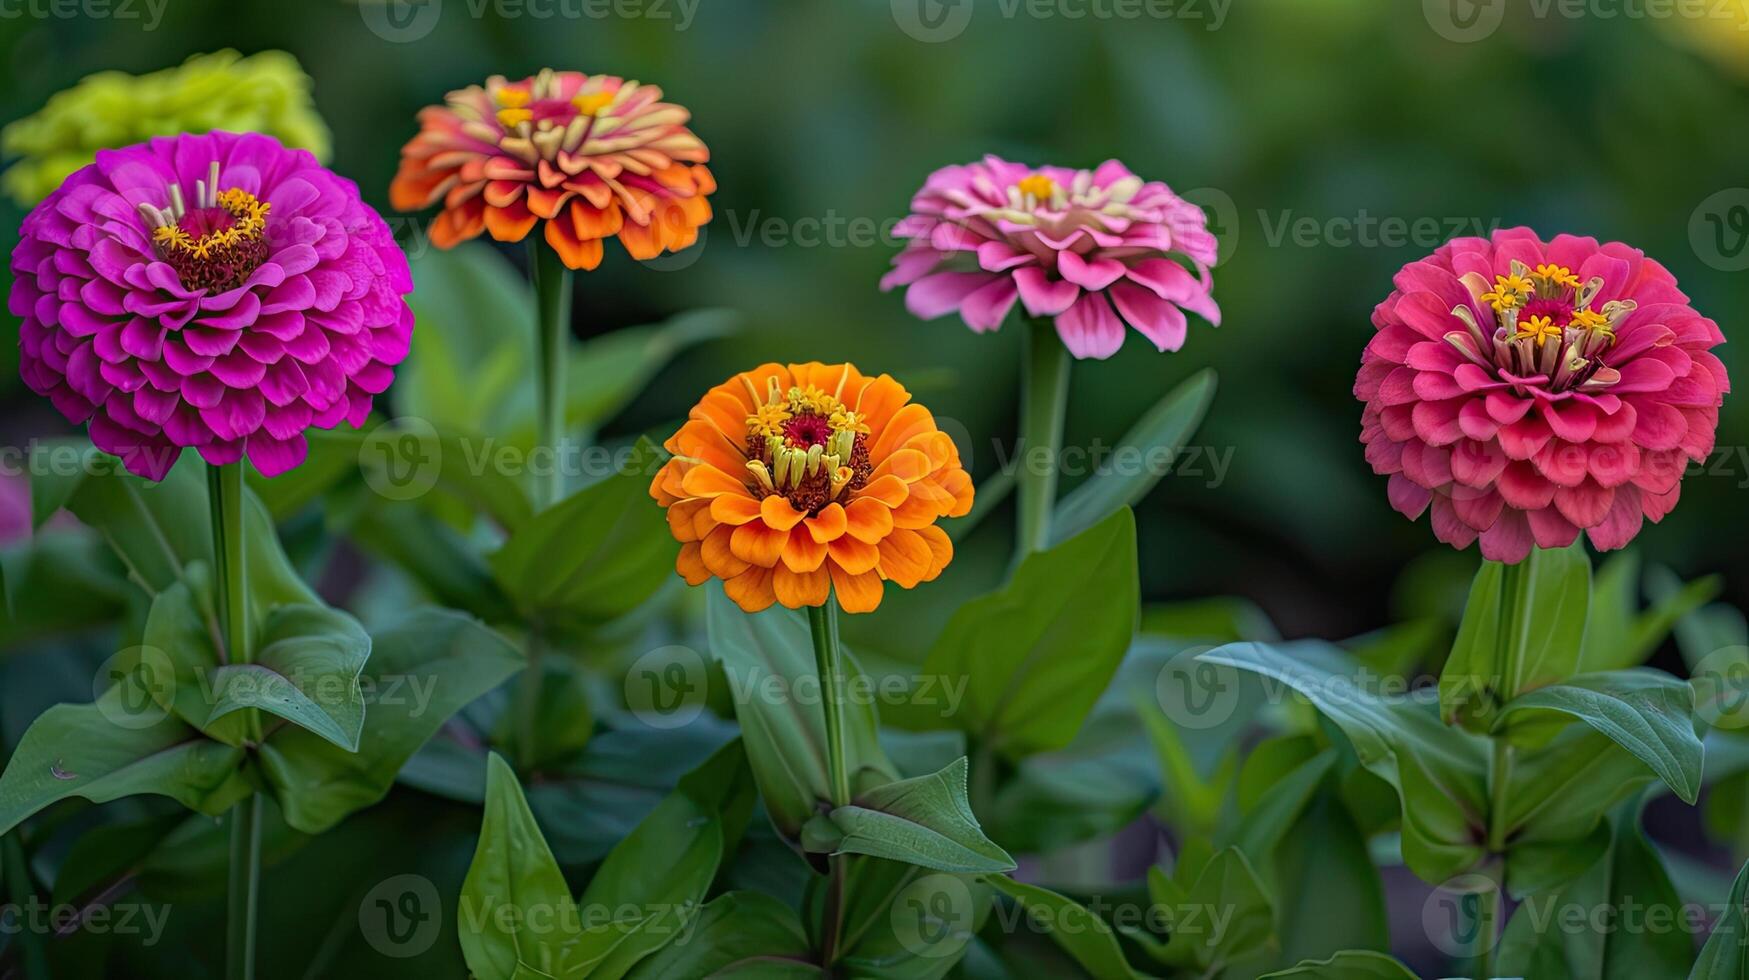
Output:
(804, 859), (987, 979)
(400, 242), (537, 438)
(340, 497), (514, 622)
(1137, 694), (1237, 840)
(0, 531), (129, 646)
(922, 507), (1139, 761)
(1051, 369), (1216, 546)
(1202, 641), (1490, 884)
(1258, 951), (1418, 979)
(1131, 848), (1273, 971)
(489, 438), (675, 629)
(1692, 854), (1749, 979)
(205, 604), (371, 752)
(577, 739), (755, 980)
(1498, 799), (1692, 980)
(40, 450), (212, 593)
(1224, 748), (1335, 862)
(0, 683), (249, 835)
(258, 608), (523, 833)
(306, 422), (536, 531)
(804, 758), (1015, 874)
(983, 875), (1148, 979)
(139, 564), (370, 752)
(704, 584), (894, 837)
(558, 309), (742, 435)
(1494, 669), (1703, 804)
(1501, 724), (1661, 858)
(1266, 792), (1391, 967)
(624, 891), (818, 979)
(1441, 545), (1591, 731)
(458, 753), (590, 980)
(1584, 551), (1722, 672)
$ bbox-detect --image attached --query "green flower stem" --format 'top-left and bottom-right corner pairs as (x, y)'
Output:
(531, 239), (574, 512)
(808, 601), (852, 808)
(1474, 878), (1500, 980)
(1478, 558), (1526, 980)
(808, 599), (852, 969)
(225, 793), (263, 980)
(518, 241), (574, 772)
(1015, 315), (1069, 558)
(209, 462), (259, 980)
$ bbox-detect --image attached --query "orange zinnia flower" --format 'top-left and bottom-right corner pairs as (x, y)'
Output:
(389, 68), (713, 271)
(651, 363), (975, 614)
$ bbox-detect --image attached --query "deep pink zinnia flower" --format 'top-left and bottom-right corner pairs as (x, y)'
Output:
(1357, 228), (1728, 563)
(10, 131), (413, 480)
(882, 156), (1220, 359)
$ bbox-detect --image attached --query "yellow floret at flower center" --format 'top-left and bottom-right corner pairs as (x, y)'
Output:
(1016, 173), (1057, 200)
(572, 90), (615, 116)
(742, 377), (872, 514)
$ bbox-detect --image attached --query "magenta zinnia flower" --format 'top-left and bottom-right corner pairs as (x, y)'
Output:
(11, 131), (412, 480)
(1357, 228), (1729, 563)
(882, 155), (1220, 359)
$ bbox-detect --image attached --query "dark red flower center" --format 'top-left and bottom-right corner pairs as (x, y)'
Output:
(140, 172), (273, 293)
(783, 413), (834, 448)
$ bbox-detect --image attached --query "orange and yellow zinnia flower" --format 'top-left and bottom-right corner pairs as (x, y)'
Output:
(651, 363), (975, 614)
(390, 68), (713, 271)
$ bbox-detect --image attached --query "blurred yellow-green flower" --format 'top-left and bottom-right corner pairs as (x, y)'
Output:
(1, 50), (331, 207)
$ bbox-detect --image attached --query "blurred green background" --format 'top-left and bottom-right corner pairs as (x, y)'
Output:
(4, 0), (1748, 642)
(16, 0), (1749, 652)
(3, 1), (1749, 976)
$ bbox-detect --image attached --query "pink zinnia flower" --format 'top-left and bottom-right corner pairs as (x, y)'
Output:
(882, 155), (1220, 359)
(10, 132), (413, 481)
(1357, 228), (1729, 563)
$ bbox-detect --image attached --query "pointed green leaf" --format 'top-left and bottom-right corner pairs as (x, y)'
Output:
(1201, 641), (1490, 884)
(0, 683), (248, 835)
(205, 604), (371, 751)
(1691, 854), (1749, 979)
(1050, 369), (1215, 546)
(1131, 848), (1273, 970)
(258, 608), (523, 833)
(1498, 799), (1692, 979)
(922, 507), (1139, 761)
(578, 739), (755, 979)
(40, 450), (211, 593)
(984, 875), (1148, 979)
(806, 758), (1015, 874)
(489, 438), (675, 628)
(1495, 669), (1703, 804)
(1585, 552), (1722, 672)
(624, 891), (817, 979)
(459, 753), (589, 980)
